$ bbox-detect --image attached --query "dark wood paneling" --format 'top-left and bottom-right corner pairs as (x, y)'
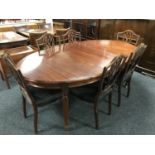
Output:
(99, 19), (155, 76)
(49, 19), (155, 76)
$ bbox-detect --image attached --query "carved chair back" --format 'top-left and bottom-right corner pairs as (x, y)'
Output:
(62, 28), (81, 43)
(98, 56), (126, 94)
(117, 30), (141, 46)
(36, 33), (55, 55)
(29, 31), (47, 47)
(3, 54), (34, 104)
(124, 43), (147, 78)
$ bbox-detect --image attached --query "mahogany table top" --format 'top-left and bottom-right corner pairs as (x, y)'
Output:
(17, 40), (136, 88)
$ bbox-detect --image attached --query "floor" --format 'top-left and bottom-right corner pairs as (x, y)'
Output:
(0, 72), (155, 135)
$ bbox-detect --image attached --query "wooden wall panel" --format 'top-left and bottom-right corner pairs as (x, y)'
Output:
(99, 19), (155, 76)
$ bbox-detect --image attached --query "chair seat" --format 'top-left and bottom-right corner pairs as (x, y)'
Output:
(28, 86), (62, 106)
(71, 82), (99, 102)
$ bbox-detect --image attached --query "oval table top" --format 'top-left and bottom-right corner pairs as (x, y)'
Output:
(17, 40), (136, 88)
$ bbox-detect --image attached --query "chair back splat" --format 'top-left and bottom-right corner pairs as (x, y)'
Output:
(29, 31), (47, 47)
(117, 29), (141, 46)
(54, 28), (81, 50)
(123, 43), (147, 82)
(97, 56), (126, 94)
(36, 33), (55, 55)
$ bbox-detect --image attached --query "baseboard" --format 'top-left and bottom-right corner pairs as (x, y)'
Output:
(135, 65), (155, 78)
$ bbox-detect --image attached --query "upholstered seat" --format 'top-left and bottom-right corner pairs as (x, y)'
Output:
(28, 86), (61, 106)
(71, 83), (98, 102)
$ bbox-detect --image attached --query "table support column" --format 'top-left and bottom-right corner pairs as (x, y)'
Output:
(62, 85), (69, 128)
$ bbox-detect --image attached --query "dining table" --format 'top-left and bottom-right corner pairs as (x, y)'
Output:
(0, 31), (28, 49)
(17, 28), (55, 38)
(16, 40), (136, 128)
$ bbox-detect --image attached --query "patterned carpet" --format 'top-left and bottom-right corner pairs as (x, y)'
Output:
(0, 72), (155, 135)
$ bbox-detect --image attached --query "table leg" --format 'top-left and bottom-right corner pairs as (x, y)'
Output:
(62, 85), (69, 128)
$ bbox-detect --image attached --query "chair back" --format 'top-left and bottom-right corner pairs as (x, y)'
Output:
(124, 43), (147, 76)
(117, 30), (141, 46)
(63, 28), (81, 42)
(98, 56), (126, 92)
(36, 33), (55, 55)
(29, 31), (47, 47)
(3, 54), (34, 104)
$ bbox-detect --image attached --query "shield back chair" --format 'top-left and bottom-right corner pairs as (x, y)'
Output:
(71, 55), (125, 129)
(117, 43), (147, 107)
(29, 31), (47, 48)
(55, 28), (81, 50)
(117, 30), (141, 46)
(3, 53), (68, 134)
(36, 33), (55, 55)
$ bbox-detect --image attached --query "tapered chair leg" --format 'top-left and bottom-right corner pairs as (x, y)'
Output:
(117, 83), (121, 107)
(127, 79), (131, 97)
(5, 77), (10, 89)
(94, 98), (99, 129)
(0, 70), (4, 80)
(33, 105), (38, 134)
(0, 64), (10, 89)
(22, 96), (27, 118)
(108, 92), (112, 115)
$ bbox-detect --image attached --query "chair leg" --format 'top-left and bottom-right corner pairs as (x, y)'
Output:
(22, 96), (27, 118)
(0, 70), (4, 80)
(117, 83), (121, 107)
(108, 92), (112, 115)
(0, 61), (10, 89)
(94, 97), (99, 129)
(32, 105), (38, 134)
(3, 73), (10, 89)
(127, 79), (131, 97)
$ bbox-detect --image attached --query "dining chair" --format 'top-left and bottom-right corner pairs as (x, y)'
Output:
(29, 31), (47, 47)
(36, 33), (55, 55)
(3, 53), (69, 134)
(116, 43), (147, 107)
(117, 30), (141, 46)
(55, 28), (81, 49)
(71, 55), (125, 129)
